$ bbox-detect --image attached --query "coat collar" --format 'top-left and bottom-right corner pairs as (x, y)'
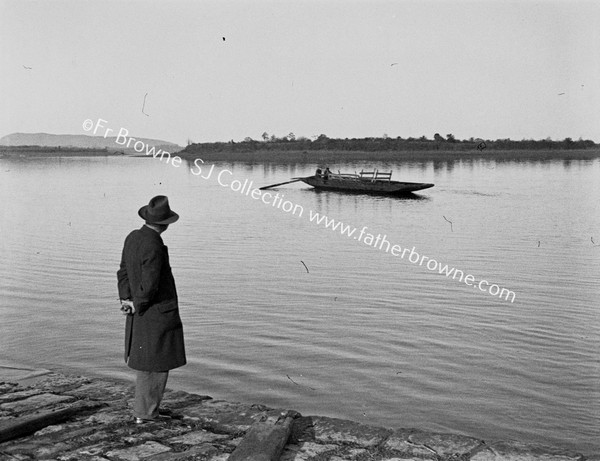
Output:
(140, 224), (164, 243)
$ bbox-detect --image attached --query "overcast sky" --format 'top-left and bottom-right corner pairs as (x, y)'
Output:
(1, 0), (599, 145)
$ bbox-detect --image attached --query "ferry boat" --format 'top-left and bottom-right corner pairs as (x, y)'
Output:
(298, 168), (434, 194)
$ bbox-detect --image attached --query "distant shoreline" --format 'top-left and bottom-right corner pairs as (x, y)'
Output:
(2, 145), (599, 163)
(0, 146), (126, 157)
(175, 147), (600, 163)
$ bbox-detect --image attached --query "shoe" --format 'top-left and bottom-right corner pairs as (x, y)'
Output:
(134, 415), (170, 424)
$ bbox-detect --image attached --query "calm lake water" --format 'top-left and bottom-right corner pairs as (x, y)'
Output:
(1, 154), (599, 454)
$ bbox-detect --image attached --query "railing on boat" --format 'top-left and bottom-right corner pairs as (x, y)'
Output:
(359, 169), (392, 182)
(317, 168), (393, 182)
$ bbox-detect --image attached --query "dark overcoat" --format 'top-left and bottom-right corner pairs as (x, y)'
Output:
(117, 225), (186, 372)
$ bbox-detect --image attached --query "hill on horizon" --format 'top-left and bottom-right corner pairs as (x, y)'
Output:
(0, 132), (182, 154)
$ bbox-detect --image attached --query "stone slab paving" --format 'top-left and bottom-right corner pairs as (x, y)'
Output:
(309, 416), (393, 448)
(470, 441), (587, 461)
(106, 441), (173, 460)
(0, 370), (594, 461)
(0, 393), (75, 413)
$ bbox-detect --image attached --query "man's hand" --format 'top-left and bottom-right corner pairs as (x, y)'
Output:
(120, 299), (135, 315)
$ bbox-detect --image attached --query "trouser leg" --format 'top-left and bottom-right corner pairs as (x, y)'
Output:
(133, 370), (169, 420)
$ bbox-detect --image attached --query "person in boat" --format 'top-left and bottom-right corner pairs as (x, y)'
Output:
(117, 195), (186, 424)
(315, 168), (322, 177)
(323, 167), (332, 180)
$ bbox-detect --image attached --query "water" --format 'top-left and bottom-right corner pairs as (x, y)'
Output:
(1, 154), (599, 454)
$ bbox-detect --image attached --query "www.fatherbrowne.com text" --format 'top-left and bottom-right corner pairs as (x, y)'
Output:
(305, 212), (515, 303)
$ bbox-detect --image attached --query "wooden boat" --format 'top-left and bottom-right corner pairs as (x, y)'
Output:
(298, 169), (434, 194)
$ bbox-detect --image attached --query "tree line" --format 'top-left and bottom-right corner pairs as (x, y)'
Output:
(181, 133), (597, 155)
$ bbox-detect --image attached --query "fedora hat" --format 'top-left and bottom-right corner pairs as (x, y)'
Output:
(138, 195), (179, 225)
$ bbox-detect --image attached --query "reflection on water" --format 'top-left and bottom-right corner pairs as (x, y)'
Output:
(1, 154), (599, 454)
(309, 189), (430, 200)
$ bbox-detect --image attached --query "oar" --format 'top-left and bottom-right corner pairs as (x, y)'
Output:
(259, 177), (307, 190)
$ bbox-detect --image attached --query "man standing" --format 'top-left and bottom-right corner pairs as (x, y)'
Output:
(117, 195), (186, 423)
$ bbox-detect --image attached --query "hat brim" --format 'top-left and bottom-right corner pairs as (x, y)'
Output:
(138, 206), (179, 225)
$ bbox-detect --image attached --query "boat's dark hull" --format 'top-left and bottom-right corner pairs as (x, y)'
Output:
(300, 176), (434, 194)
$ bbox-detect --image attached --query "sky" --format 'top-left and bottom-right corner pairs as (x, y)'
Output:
(1, 0), (599, 145)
